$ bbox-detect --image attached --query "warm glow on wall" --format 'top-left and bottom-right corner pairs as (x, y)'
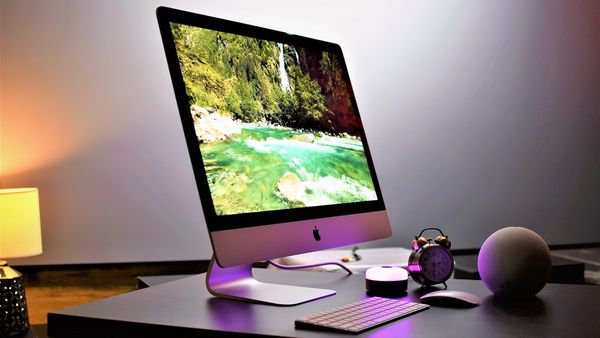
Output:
(1, 72), (88, 178)
(1, 4), (114, 179)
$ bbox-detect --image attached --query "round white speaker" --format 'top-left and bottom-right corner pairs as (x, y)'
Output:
(477, 227), (552, 298)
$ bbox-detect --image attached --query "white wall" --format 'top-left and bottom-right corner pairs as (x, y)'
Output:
(1, 0), (598, 265)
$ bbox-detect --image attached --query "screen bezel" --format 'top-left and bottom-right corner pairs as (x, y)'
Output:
(156, 6), (387, 232)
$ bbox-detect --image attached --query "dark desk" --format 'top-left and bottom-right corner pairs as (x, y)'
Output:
(48, 269), (600, 337)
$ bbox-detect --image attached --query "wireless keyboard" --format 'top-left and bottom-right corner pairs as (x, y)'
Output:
(295, 296), (429, 334)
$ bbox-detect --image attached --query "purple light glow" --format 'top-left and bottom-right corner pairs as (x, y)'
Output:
(411, 241), (420, 251)
(207, 298), (257, 332)
(407, 264), (421, 273)
(369, 317), (414, 338)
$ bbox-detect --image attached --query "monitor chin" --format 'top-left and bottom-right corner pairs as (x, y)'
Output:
(211, 210), (392, 268)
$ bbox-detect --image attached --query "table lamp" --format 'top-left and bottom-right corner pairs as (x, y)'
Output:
(0, 188), (42, 337)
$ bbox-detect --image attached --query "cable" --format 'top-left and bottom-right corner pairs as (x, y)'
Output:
(267, 259), (353, 275)
(352, 246), (362, 261)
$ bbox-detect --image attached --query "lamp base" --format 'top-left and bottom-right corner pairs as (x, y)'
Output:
(0, 264), (30, 337)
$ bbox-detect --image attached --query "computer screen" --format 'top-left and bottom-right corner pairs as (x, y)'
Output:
(173, 26), (378, 217)
(157, 7), (391, 304)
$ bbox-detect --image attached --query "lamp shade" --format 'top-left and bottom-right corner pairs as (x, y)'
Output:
(0, 188), (42, 259)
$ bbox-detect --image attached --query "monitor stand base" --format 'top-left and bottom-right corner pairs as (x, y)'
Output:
(206, 255), (336, 306)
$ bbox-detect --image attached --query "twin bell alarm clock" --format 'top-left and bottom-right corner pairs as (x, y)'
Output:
(408, 227), (454, 288)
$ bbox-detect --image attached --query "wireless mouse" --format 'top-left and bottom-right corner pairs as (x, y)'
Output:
(419, 290), (481, 308)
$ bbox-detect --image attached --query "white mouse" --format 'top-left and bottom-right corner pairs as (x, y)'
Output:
(419, 290), (481, 307)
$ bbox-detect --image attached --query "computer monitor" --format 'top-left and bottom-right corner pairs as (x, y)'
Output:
(157, 7), (392, 305)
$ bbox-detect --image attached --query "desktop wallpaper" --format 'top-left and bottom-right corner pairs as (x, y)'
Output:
(171, 23), (377, 215)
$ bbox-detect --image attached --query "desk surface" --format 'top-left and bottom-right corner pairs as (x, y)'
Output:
(48, 269), (600, 337)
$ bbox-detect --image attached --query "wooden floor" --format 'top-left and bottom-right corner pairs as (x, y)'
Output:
(16, 260), (209, 337)
(26, 285), (135, 325)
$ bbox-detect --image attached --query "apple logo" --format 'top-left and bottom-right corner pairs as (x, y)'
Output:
(313, 226), (321, 241)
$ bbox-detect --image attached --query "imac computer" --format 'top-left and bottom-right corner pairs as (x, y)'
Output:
(157, 7), (392, 305)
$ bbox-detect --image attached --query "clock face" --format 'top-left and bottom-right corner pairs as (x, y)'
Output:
(420, 246), (453, 282)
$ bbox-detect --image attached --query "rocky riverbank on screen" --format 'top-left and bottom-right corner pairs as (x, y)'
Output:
(193, 110), (377, 215)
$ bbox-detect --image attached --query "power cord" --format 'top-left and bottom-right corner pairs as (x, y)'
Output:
(267, 259), (353, 275)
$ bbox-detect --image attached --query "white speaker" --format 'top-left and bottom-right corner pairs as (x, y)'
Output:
(478, 227), (552, 298)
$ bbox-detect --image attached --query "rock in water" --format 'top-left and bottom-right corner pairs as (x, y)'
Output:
(291, 133), (315, 143)
(277, 172), (305, 202)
